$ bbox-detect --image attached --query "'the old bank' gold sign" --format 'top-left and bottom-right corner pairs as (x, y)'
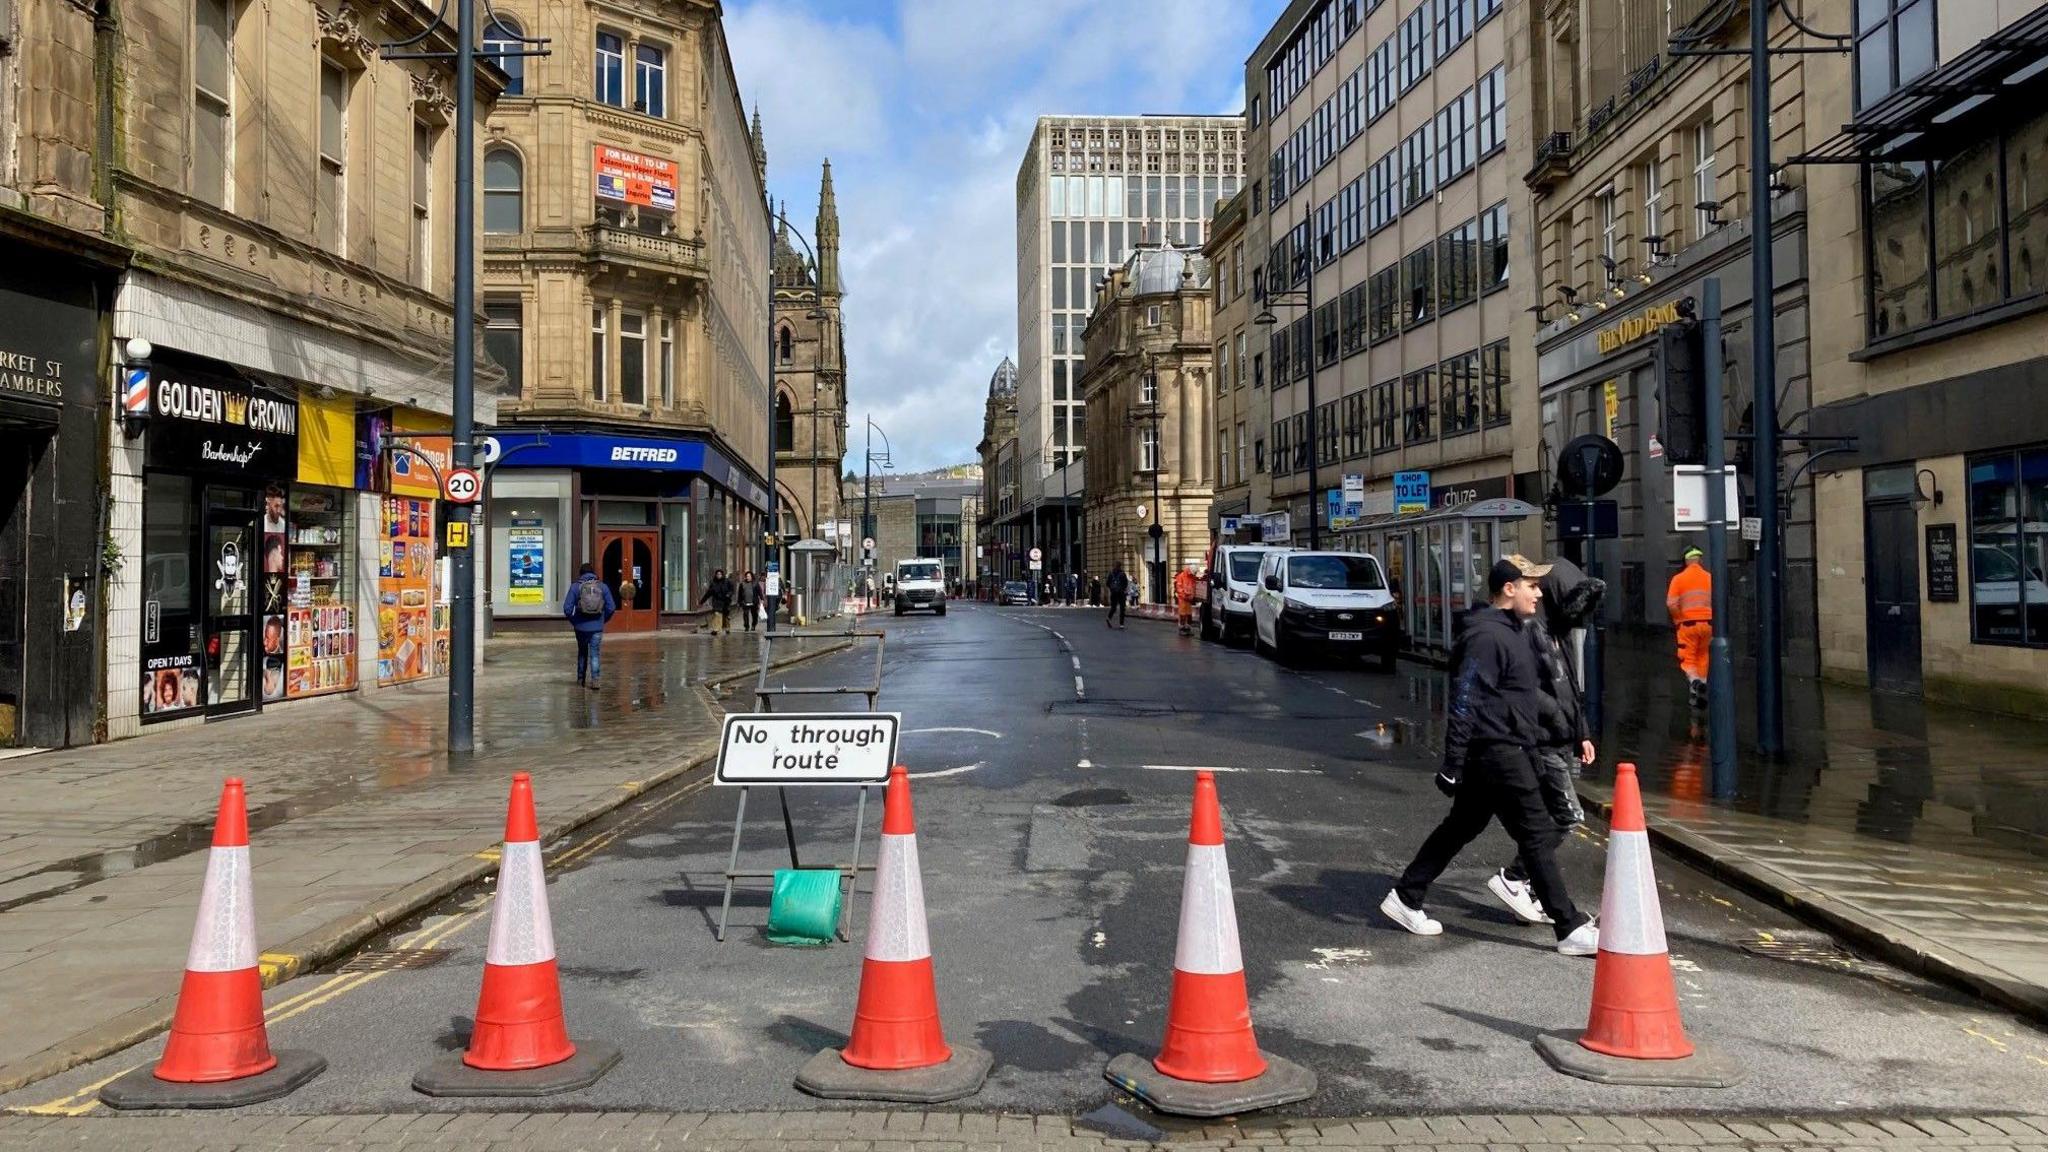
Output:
(1595, 301), (1685, 355)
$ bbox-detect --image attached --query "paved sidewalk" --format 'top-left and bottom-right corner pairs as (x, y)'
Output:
(4, 1110), (2047, 1151)
(0, 625), (853, 1092)
(1586, 643), (2048, 1025)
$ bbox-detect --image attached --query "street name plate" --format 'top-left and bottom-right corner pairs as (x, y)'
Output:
(715, 712), (900, 786)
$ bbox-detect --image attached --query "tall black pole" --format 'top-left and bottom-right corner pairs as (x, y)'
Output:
(1701, 279), (1737, 786)
(862, 419), (872, 595)
(447, 0), (477, 754)
(763, 212), (778, 634)
(1303, 199), (1320, 550)
(1750, 0), (1782, 753)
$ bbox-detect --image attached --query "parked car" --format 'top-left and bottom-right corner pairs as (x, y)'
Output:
(1251, 549), (1400, 671)
(999, 580), (1034, 606)
(1200, 544), (1289, 645)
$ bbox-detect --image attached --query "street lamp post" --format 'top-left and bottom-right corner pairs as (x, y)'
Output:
(862, 417), (892, 601)
(378, 1), (547, 755)
(1135, 352), (1168, 603)
(1254, 200), (1320, 550)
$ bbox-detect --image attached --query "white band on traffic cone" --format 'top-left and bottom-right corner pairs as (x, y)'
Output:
(865, 832), (931, 963)
(485, 840), (556, 966)
(1596, 829), (1667, 955)
(1172, 842), (1243, 976)
(185, 845), (258, 973)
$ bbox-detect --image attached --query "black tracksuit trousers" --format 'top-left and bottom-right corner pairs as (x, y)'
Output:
(1394, 743), (1589, 941)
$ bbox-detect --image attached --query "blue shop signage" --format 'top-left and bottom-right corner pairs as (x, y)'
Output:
(486, 431), (770, 512)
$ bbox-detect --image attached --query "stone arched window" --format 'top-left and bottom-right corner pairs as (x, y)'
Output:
(774, 392), (796, 452)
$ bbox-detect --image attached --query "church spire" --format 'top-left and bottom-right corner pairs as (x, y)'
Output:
(816, 158), (841, 297)
(750, 107), (767, 192)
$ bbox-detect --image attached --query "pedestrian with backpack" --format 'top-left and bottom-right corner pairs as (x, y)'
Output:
(698, 569), (735, 632)
(562, 563), (617, 690)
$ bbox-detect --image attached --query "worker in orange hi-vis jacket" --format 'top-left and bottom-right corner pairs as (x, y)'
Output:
(1666, 546), (1713, 709)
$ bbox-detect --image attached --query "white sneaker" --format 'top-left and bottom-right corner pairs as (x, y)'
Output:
(1380, 890), (1443, 936)
(1487, 870), (1551, 925)
(1557, 919), (1600, 957)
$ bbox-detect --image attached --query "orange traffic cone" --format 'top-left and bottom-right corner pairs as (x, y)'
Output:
(1104, 772), (1315, 1117)
(413, 773), (618, 1096)
(1535, 762), (1743, 1087)
(101, 779), (326, 1108)
(796, 765), (991, 1103)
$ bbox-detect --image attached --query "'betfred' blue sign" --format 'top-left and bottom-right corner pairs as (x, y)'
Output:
(487, 432), (708, 471)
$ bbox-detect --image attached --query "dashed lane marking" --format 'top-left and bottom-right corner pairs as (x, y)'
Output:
(905, 726), (1003, 738)
(909, 762), (984, 779)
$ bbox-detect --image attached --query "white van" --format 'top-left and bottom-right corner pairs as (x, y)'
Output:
(1251, 549), (1400, 670)
(1200, 544), (1289, 645)
(892, 558), (948, 616)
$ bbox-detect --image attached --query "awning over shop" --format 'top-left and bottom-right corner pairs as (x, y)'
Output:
(1792, 6), (2048, 165)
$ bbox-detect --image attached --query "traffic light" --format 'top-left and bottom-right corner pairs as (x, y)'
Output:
(1655, 319), (1706, 466)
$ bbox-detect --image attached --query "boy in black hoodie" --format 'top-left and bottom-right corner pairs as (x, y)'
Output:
(1487, 557), (1602, 924)
(1381, 555), (1599, 956)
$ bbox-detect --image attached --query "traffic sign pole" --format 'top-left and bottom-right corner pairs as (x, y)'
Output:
(1701, 279), (1737, 792)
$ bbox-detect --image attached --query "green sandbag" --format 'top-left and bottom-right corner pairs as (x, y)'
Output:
(765, 868), (843, 946)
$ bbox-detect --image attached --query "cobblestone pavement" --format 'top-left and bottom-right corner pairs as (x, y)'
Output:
(0, 626), (851, 1091)
(3, 1110), (2046, 1151)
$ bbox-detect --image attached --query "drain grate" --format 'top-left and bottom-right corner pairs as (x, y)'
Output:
(336, 947), (452, 973)
(1739, 933), (1891, 978)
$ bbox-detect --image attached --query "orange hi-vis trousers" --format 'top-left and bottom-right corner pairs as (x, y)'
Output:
(1676, 620), (1712, 682)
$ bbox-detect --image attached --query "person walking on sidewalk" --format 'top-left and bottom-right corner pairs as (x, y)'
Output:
(1173, 563), (1200, 636)
(1488, 557), (1602, 925)
(562, 563), (617, 690)
(1666, 546), (1713, 709)
(736, 569), (762, 633)
(698, 569), (735, 633)
(1381, 555), (1600, 957)
(1105, 563), (1130, 629)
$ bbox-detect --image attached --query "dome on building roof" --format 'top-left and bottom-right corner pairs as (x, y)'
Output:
(988, 355), (1018, 397)
(1128, 245), (1212, 295)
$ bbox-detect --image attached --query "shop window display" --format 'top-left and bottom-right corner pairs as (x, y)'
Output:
(282, 487), (358, 699)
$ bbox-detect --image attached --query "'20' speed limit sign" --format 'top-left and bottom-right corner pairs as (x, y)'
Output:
(443, 467), (482, 504)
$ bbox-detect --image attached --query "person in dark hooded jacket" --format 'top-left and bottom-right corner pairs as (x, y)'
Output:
(1486, 557), (1603, 925)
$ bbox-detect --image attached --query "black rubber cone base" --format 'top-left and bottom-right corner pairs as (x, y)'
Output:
(1104, 1051), (1317, 1118)
(1534, 1033), (1745, 1088)
(794, 1043), (992, 1103)
(100, 1049), (326, 1110)
(412, 1041), (621, 1097)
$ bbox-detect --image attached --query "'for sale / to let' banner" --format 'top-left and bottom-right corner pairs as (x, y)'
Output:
(594, 145), (677, 211)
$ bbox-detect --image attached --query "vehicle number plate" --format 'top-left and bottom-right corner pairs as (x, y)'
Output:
(1328, 631), (1364, 641)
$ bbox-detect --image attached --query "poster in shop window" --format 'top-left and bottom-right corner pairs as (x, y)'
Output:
(260, 483), (289, 702)
(378, 497), (436, 685)
(508, 518), (546, 605)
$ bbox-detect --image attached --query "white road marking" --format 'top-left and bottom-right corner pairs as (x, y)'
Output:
(1139, 764), (1245, 773)
(1305, 946), (1371, 971)
(906, 726), (1003, 738)
(1074, 675), (1086, 699)
(910, 762), (985, 778)
(1071, 656), (1081, 671)
(1076, 759), (1095, 769)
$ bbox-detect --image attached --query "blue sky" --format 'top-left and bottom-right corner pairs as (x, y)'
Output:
(728, 0), (1288, 473)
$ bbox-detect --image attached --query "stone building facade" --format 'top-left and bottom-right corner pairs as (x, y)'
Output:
(770, 162), (847, 549)
(1080, 247), (1215, 603)
(1512, 0), (1821, 674)
(1204, 187), (1266, 541)
(1799, 1), (2048, 715)
(1247, 0), (1531, 603)
(0, 0), (125, 746)
(976, 357), (1020, 590)
(103, 0), (507, 738)
(478, 0), (775, 631)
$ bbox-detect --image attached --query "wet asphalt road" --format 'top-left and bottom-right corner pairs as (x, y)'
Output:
(10, 602), (2047, 1118)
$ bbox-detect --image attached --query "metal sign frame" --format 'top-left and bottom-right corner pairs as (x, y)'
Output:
(715, 626), (887, 943)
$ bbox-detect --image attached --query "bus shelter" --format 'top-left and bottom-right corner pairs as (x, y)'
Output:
(1337, 498), (1538, 657)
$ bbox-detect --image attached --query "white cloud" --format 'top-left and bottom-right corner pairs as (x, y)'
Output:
(727, 0), (1281, 471)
